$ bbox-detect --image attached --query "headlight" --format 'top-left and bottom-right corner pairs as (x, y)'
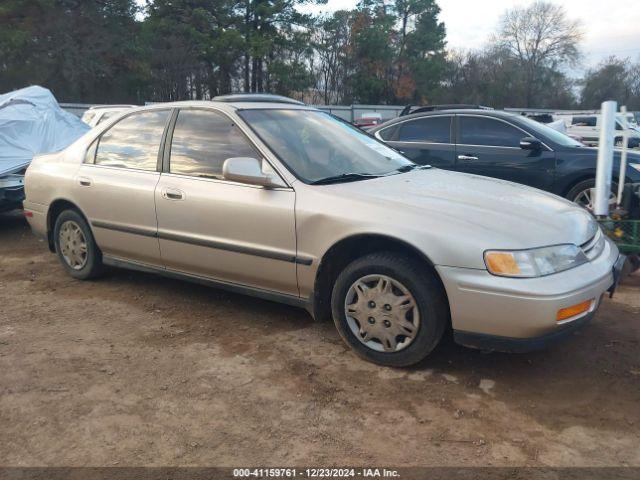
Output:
(630, 163), (640, 173)
(484, 244), (588, 278)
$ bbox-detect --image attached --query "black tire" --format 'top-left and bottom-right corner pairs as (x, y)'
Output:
(53, 209), (104, 280)
(331, 252), (448, 367)
(565, 179), (617, 210)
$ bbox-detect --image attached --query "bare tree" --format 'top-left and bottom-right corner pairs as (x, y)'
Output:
(496, 1), (582, 106)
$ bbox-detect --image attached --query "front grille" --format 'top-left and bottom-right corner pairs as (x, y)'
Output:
(580, 229), (604, 260)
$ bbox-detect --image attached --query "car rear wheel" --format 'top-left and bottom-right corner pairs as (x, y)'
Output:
(566, 179), (617, 212)
(53, 209), (104, 280)
(331, 252), (448, 367)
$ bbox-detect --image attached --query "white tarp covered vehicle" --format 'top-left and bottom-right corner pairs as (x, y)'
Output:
(0, 85), (89, 211)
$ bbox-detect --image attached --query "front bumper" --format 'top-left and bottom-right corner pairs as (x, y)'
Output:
(453, 310), (596, 353)
(436, 237), (620, 347)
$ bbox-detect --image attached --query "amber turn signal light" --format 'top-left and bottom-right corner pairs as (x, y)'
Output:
(484, 252), (521, 276)
(556, 299), (593, 322)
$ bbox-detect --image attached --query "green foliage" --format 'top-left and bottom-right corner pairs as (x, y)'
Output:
(581, 57), (640, 110)
(440, 47), (579, 109)
(493, 0), (582, 107)
(0, 0), (617, 110)
(0, 0), (145, 103)
(309, 0), (447, 105)
(141, 0), (245, 100)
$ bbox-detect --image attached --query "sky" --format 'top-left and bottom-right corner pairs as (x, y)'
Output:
(300, 0), (640, 75)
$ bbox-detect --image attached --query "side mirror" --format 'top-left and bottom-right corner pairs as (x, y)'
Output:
(222, 157), (284, 188)
(520, 137), (543, 150)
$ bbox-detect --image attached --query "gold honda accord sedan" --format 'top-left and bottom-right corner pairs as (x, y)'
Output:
(23, 97), (624, 366)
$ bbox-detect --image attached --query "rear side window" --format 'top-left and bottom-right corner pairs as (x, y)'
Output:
(95, 110), (170, 171)
(396, 116), (451, 143)
(459, 116), (524, 148)
(572, 116), (597, 127)
(169, 109), (258, 178)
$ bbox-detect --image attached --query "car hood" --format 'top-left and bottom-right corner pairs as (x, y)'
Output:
(324, 168), (597, 250)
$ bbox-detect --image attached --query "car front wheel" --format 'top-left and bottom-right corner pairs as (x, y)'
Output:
(566, 179), (617, 212)
(331, 252), (448, 367)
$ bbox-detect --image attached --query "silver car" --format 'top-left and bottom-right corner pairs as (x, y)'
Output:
(23, 100), (624, 366)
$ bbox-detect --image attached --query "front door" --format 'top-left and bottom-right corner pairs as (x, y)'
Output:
(455, 114), (556, 191)
(75, 109), (172, 266)
(154, 108), (298, 296)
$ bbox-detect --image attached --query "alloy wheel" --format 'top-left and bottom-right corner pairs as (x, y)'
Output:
(573, 188), (617, 211)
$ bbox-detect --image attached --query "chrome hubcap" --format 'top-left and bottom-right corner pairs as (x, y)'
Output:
(59, 221), (88, 270)
(573, 188), (616, 211)
(344, 274), (420, 353)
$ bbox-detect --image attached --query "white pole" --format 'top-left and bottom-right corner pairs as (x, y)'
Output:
(594, 100), (617, 217)
(617, 105), (629, 207)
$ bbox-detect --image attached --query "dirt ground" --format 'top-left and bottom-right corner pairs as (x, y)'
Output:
(1, 210), (639, 468)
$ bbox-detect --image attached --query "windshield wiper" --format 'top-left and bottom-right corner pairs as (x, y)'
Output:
(310, 172), (382, 185)
(395, 164), (431, 173)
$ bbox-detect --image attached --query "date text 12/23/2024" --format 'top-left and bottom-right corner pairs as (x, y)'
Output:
(233, 468), (400, 478)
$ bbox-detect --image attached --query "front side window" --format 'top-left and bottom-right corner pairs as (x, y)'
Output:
(459, 116), (524, 148)
(397, 116), (451, 143)
(169, 109), (258, 178)
(239, 109), (412, 183)
(95, 110), (170, 171)
(518, 116), (581, 148)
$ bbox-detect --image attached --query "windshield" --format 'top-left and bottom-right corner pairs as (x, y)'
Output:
(238, 109), (413, 183)
(518, 116), (584, 147)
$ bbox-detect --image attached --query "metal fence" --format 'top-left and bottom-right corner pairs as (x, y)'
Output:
(60, 103), (98, 118)
(60, 102), (406, 122)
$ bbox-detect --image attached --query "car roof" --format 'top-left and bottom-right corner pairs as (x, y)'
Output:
(134, 100), (316, 114)
(405, 108), (518, 118)
(212, 93), (305, 105)
(87, 105), (137, 110)
(370, 108), (523, 130)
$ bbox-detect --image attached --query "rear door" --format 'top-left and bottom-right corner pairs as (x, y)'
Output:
(154, 108), (298, 296)
(455, 114), (556, 191)
(376, 115), (455, 169)
(76, 109), (171, 266)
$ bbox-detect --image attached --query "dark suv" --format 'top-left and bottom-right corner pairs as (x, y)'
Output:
(370, 109), (640, 214)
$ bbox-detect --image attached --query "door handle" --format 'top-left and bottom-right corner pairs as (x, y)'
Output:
(77, 176), (92, 187)
(161, 187), (185, 201)
(457, 155), (478, 161)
